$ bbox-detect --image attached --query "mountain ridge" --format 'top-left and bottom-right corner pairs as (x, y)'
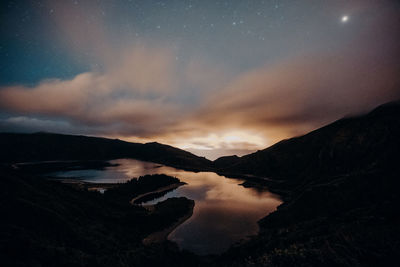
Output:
(0, 131), (212, 171)
(216, 100), (400, 266)
(214, 100), (400, 181)
(2, 100), (399, 180)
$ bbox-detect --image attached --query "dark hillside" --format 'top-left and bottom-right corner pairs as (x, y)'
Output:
(216, 100), (400, 182)
(215, 101), (400, 266)
(0, 132), (211, 171)
(0, 167), (199, 266)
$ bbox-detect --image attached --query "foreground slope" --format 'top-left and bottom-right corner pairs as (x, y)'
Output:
(0, 167), (198, 266)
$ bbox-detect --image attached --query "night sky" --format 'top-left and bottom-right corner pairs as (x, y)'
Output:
(1, 0), (399, 159)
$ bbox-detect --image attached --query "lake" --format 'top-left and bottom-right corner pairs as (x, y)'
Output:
(52, 158), (282, 255)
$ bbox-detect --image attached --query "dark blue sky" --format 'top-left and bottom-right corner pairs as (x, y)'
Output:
(1, 0), (366, 85)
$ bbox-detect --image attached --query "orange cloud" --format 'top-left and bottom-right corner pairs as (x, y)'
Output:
(167, 40), (400, 147)
(1, 40), (399, 155)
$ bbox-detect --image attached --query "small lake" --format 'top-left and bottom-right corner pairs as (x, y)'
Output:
(51, 158), (282, 255)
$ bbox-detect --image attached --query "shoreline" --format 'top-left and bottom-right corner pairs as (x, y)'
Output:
(130, 182), (185, 204)
(142, 200), (195, 245)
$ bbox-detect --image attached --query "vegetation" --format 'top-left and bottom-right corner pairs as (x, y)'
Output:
(0, 167), (198, 267)
(104, 174), (183, 203)
(217, 169), (400, 266)
(213, 101), (400, 266)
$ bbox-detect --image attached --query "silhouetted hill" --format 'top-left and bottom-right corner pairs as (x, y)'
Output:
(215, 101), (400, 266)
(212, 155), (240, 169)
(216, 100), (400, 182)
(0, 132), (211, 171)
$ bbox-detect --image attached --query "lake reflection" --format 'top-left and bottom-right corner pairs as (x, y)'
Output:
(53, 158), (282, 255)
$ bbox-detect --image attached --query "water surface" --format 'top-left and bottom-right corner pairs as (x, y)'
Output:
(52, 158), (282, 255)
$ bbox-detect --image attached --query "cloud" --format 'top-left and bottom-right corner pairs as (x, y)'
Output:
(0, 43), (182, 137)
(0, 0), (232, 141)
(1, 0), (399, 158)
(0, 39), (234, 141)
(44, 0), (113, 63)
(0, 116), (72, 133)
(175, 35), (400, 145)
(1, 36), (399, 154)
(3, 38), (398, 154)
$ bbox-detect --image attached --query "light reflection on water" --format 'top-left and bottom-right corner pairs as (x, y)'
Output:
(53, 158), (282, 255)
